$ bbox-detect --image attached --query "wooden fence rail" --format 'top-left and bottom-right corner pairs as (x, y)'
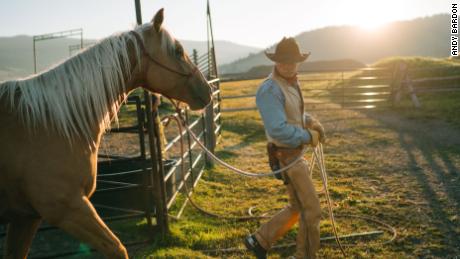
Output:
(221, 67), (393, 112)
(221, 64), (460, 112)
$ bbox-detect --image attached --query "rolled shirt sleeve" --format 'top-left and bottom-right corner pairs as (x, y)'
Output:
(256, 80), (311, 147)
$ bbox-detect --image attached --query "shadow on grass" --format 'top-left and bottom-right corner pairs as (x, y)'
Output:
(358, 109), (460, 256)
(398, 132), (460, 254)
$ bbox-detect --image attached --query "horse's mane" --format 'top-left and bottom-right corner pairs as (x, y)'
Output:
(0, 24), (176, 144)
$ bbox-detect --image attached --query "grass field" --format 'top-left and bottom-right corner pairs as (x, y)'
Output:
(132, 57), (460, 258)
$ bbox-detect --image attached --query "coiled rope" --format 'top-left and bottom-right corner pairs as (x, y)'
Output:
(161, 101), (396, 257)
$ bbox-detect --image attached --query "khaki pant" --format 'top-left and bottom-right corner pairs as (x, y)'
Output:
(255, 151), (321, 259)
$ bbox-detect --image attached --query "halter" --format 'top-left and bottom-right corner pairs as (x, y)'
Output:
(130, 31), (200, 82)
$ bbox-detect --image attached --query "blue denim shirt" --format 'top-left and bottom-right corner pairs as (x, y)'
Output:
(256, 78), (311, 147)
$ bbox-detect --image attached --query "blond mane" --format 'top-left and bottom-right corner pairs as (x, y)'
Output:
(0, 24), (177, 144)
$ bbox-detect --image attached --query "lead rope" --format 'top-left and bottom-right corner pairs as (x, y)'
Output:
(313, 144), (346, 257)
(167, 101), (309, 178)
(165, 99), (397, 257)
(163, 101), (347, 257)
(163, 113), (270, 220)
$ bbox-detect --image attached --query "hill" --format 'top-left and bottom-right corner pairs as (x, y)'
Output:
(0, 36), (261, 81)
(222, 59), (366, 81)
(220, 14), (450, 74)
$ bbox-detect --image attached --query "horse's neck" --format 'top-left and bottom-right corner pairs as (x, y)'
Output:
(91, 41), (145, 148)
(108, 39), (146, 116)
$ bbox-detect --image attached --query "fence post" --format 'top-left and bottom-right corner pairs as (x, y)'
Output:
(184, 110), (195, 187)
(390, 64), (398, 107)
(392, 62), (407, 105)
(152, 99), (169, 215)
(146, 95), (169, 236)
(192, 49), (198, 66)
(341, 71), (345, 108)
(404, 72), (421, 108)
(204, 47), (216, 167)
(135, 0), (169, 236)
(204, 99), (215, 167)
(33, 39), (37, 73)
(135, 98), (146, 159)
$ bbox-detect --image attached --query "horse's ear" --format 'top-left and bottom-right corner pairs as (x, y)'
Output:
(152, 8), (164, 32)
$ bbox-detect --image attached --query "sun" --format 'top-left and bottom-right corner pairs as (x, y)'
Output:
(357, 22), (387, 32)
(351, 13), (393, 32)
(359, 20), (387, 31)
(343, 1), (395, 31)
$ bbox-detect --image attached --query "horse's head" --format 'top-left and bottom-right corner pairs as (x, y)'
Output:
(138, 9), (212, 110)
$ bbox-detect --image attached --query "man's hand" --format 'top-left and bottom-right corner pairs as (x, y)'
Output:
(310, 121), (326, 143)
(304, 115), (326, 143)
(306, 129), (320, 147)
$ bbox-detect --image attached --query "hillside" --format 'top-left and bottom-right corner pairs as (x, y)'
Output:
(182, 40), (261, 67)
(0, 36), (98, 80)
(222, 59), (366, 81)
(0, 36), (260, 81)
(220, 14), (450, 74)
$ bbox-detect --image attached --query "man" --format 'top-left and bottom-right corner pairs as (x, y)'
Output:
(244, 37), (325, 259)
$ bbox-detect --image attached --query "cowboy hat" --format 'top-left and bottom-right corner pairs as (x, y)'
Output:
(265, 37), (310, 63)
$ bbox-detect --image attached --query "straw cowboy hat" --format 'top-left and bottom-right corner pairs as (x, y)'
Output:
(265, 37), (310, 63)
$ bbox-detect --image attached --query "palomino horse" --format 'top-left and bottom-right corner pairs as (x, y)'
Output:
(0, 9), (211, 259)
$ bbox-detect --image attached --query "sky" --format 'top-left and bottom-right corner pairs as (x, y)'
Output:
(0, 0), (453, 48)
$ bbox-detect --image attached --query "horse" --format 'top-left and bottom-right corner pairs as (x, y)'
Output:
(0, 9), (211, 259)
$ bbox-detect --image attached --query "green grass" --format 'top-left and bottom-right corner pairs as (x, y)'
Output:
(127, 56), (460, 258)
(371, 57), (460, 128)
(374, 56), (460, 75)
(392, 92), (460, 129)
(133, 64), (460, 258)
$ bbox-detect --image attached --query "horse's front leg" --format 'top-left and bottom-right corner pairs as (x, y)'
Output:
(3, 217), (41, 259)
(42, 196), (128, 259)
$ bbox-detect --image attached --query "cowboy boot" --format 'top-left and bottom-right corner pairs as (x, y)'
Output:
(244, 234), (267, 259)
